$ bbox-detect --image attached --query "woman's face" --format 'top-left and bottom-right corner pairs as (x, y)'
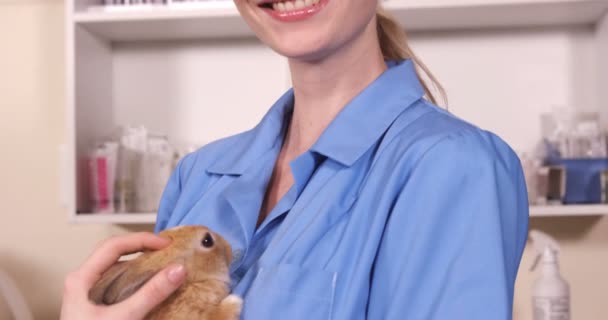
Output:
(234, 0), (379, 62)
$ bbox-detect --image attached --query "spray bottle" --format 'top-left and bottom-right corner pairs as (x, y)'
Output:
(529, 230), (570, 320)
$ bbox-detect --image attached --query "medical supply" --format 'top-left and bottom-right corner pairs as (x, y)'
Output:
(529, 230), (570, 320)
(88, 125), (186, 214)
(521, 154), (544, 205)
(97, 0), (232, 11)
(602, 170), (608, 203)
(520, 152), (568, 205)
(540, 108), (572, 159)
(135, 135), (174, 212)
(545, 166), (566, 204)
(547, 158), (608, 204)
(540, 110), (608, 203)
(88, 142), (119, 213)
(569, 119), (607, 158)
(115, 126), (147, 212)
(542, 110), (607, 159)
(99, 0), (167, 10)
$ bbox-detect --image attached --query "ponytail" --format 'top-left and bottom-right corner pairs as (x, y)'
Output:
(376, 7), (447, 106)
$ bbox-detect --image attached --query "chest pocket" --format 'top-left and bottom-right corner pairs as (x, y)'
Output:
(242, 264), (338, 320)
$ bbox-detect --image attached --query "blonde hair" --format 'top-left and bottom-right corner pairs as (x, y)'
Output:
(376, 7), (447, 106)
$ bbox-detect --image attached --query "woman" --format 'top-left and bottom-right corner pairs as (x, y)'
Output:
(62, 0), (529, 319)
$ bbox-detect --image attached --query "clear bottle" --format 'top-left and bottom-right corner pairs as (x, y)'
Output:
(530, 230), (570, 320)
(573, 120), (607, 158)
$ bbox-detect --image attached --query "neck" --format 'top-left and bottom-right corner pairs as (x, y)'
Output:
(285, 18), (387, 155)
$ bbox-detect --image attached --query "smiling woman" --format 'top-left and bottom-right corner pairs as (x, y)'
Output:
(61, 0), (529, 319)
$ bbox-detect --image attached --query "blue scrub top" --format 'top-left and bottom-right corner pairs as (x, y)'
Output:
(155, 60), (529, 319)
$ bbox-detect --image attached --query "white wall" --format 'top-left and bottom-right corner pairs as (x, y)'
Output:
(409, 26), (597, 153)
(112, 40), (289, 146)
(0, 1), (145, 319)
(107, 25), (599, 154)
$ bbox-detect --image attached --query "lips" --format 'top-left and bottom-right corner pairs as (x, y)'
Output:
(257, 0), (329, 22)
(261, 0), (320, 11)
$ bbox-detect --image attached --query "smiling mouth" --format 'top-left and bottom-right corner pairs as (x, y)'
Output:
(259, 0), (322, 13)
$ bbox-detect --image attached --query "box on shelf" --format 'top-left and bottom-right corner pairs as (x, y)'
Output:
(547, 158), (608, 204)
(93, 0), (233, 11)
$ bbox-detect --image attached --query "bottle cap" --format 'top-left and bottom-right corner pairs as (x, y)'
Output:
(529, 229), (560, 271)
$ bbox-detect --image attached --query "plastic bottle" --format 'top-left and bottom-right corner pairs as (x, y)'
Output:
(529, 230), (570, 320)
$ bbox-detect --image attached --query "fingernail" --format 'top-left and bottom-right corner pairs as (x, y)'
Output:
(167, 264), (186, 284)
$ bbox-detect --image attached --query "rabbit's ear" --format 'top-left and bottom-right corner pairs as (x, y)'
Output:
(88, 261), (130, 305)
(88, 261), (157, 305)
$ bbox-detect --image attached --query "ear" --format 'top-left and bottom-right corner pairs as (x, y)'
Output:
(88, 261), (130, 305)
(88, 260), (158, 305)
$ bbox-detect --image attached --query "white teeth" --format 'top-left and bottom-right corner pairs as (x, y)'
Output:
(271, 0), (317, 12)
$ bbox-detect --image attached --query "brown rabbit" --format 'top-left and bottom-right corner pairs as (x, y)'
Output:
(89, 225), (242, 320)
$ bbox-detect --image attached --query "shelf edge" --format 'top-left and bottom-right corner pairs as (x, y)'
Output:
(71, 213), (157, 224)
(529, 205), (608, 217)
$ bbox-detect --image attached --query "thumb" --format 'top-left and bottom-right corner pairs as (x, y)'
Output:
(114, 264), (186, 319)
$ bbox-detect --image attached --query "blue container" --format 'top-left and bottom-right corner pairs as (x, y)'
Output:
(547, 158), (608, 204)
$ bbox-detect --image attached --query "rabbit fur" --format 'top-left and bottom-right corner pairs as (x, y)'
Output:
(89, 225), (242, 320)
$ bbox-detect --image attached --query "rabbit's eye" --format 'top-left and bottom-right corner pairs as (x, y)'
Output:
(201, 233), (214, 248)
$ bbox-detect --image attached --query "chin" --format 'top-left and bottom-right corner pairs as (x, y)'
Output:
(235, 0), (377, 62)
(266, 30), (336, 62)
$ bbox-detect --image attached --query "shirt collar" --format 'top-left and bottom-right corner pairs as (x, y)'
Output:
(206, 59), (424, 175)
(310, 59), (424, 166)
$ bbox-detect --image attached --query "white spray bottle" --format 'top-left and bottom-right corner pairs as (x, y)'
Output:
(529, 230), (570, 320)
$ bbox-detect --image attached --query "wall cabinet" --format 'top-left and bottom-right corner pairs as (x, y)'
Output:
(64, 0), (608, 224)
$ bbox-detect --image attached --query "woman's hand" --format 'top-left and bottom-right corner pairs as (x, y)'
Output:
(60, 232), (187, 320)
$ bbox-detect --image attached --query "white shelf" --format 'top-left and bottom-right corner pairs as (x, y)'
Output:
(530, 205), (608, 217)
(72, 213), (157, 224)
(72, 0), (608, 42)
(385, 0), (608, 31)
(68, 205), (608, 224)
(73, 1), (246, 41)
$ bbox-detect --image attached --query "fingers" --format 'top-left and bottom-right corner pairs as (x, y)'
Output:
(63, 270), (90, 304)
(79, 233), (171, 288)
(114, 264), (186, 319)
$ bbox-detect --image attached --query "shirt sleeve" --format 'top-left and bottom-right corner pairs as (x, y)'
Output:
(366, 131), (529, 319)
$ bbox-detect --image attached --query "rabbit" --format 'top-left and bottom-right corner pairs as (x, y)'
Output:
(89, 225), (242, 320)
